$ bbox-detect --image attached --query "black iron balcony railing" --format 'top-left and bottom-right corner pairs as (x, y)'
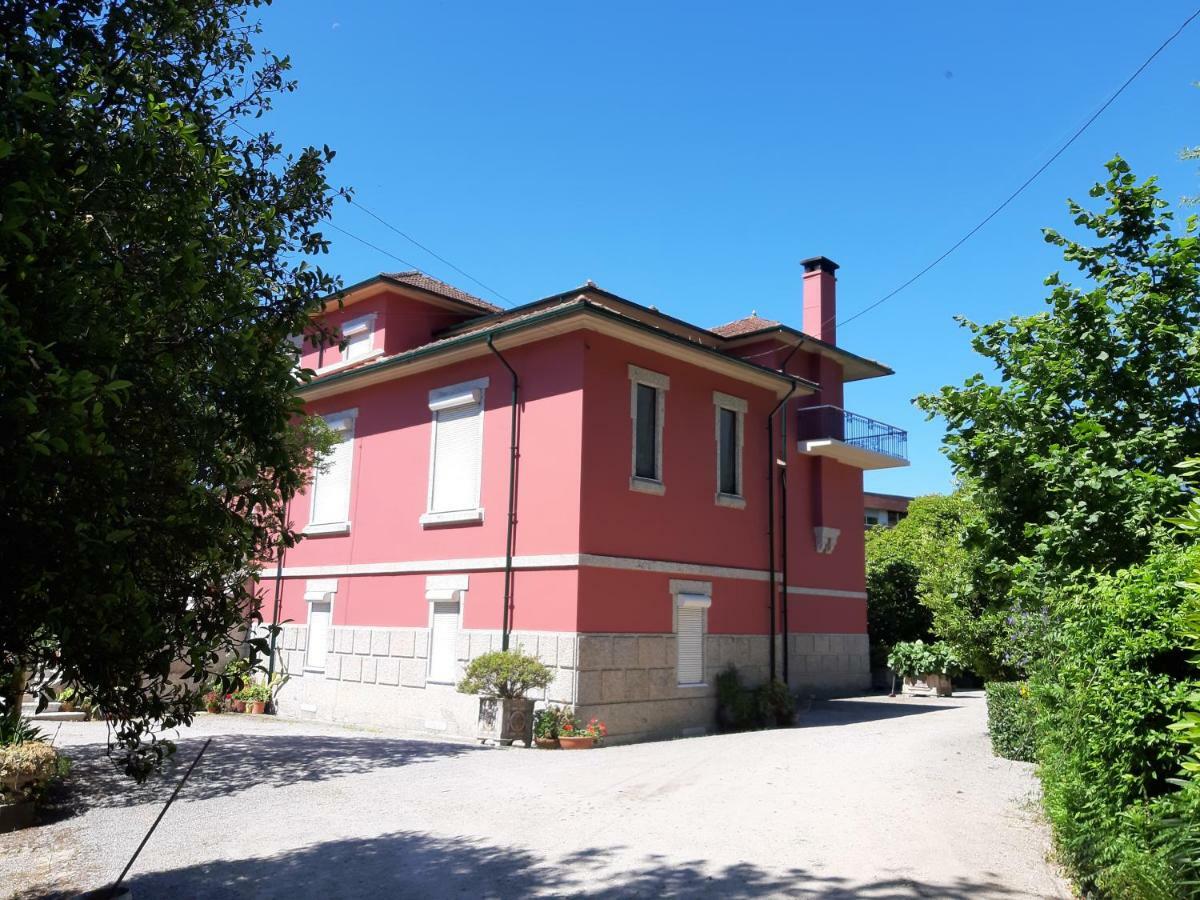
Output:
(796, 404), (909, 461)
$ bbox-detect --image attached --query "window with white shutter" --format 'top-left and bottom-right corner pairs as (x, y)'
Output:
(307, 411), (356, 534)
(422, 378), (488, 526)
(674, 588), (711, 686)
(342, 314), (375, 363)
(428, 598), (460, 683)
(303, 580), (337, 672)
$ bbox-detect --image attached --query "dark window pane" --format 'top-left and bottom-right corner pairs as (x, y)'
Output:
(719, 408), (738, 494)
(635, 384), (657, 479)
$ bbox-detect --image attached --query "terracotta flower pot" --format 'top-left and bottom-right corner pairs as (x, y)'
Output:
(534, 737), (560, 749)
(247, 700), (266, 715)
(205, 704), (221, 714)
(558, 735), (596, 750)
(232, 699), (246, 713)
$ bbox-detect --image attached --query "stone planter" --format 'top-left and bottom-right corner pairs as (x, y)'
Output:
(558, 735), (596, 750)
(902, 673), (953, 697)
(534, 737), (560, 749)
(476, 697), (535, 746)
(0, 799), (36, 833)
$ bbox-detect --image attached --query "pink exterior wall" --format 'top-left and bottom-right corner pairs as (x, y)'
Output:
(300, 288), (479, 370)
(280, 334), (588, 632)
(280, 312), (868, 642)
(576, 331), (867, 636)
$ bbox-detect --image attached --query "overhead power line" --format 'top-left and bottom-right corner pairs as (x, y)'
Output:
(346, 198), (513, 306)
(833, 5), (1200, 332)
(228, 120), (513, 307)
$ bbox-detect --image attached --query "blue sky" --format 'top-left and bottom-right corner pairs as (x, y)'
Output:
(256, 2), (1200, 496)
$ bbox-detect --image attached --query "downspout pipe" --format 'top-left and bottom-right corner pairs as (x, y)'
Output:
(487, 335), (519, 652)
(266, 499), (290, 693)
(765, 342), (802, 684)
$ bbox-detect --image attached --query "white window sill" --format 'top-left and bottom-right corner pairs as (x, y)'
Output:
(715, 493), (746, 510)
(677, 682), (708, 689)
(303, 666), (325, 675)
(315, 348), (384, 376)
(630, 476), (665, 495)
(304, 521), (351, 536)
(420, 508), (485, 528)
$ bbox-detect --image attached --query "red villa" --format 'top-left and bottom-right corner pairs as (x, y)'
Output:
(262, 257), (908, 741)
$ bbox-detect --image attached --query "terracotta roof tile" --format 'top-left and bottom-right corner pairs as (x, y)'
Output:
(384, 271), (503, 313)
(709, 314), (782, 338)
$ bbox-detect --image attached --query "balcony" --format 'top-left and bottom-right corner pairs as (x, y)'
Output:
(795, 405), (909, 470)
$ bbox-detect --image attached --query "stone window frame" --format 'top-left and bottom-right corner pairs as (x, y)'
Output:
(425, 574), (469, 685)
(628, 364), (670, 495)
(670, 579), (712, 687)
(712, 391), (747, 509)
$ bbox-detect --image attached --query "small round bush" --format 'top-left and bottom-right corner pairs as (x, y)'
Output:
(0, 740), (61, 801)
(456, 650), (553, 699)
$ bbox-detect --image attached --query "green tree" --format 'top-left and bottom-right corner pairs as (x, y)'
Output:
(0, 0), (343, 776)
(917, 157), (1200, 665)
(866, 493), (1001, 675)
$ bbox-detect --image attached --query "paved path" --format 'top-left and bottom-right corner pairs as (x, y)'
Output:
(2, 690), (1070, 899)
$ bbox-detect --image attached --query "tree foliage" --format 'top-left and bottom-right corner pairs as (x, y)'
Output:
(0, 0), (342, 776)
(865, 493), (1000, 674)
(918, 157), (1200, 578)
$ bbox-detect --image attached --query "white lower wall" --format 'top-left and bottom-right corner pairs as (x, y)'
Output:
(269, 625), (869, 742)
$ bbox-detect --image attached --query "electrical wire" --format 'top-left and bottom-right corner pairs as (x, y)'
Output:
(832, 5), (1200, 331)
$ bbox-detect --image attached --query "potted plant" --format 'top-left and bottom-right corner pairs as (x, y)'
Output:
(228, 691), (245, 713)
(558, 714), (607, 750)
(242, 681), (270, 714)
(533, 705), (568, 748)
(887, 640), (960, 697)
(456, 650), (553, 747)
(203, 690), (222, 714)
(1, 720), (67, 832)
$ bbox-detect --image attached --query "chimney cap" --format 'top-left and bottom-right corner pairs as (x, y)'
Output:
(801, 256), (840, 274)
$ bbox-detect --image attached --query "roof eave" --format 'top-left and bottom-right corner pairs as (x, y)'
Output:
(299, 300), (812, 401)
(722, 325), (893, 381)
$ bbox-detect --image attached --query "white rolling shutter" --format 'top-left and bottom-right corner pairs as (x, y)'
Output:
(311, 421), (353, 526)
(345, 328), (372, 361)
(677, 604), (705, 685)
(306, 600), (331, 670)
(428, 600), (460, 683)
(429, 403), (482, 513)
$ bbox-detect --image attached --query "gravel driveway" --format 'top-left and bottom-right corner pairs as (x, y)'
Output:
(2, 690), (1069, 899)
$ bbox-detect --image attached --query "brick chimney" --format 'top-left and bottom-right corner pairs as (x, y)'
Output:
(801, 256), (839, 345)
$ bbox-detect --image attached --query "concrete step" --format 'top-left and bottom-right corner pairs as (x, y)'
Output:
(28, 711), (87, 721)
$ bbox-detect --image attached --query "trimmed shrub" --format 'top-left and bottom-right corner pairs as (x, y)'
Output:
(455, 650), (552, 699)
(0, 740), (61, 801)
(1032, 544), (1200, 898)
(985, 681), (1036, 762)
(715, 665), (795, 731)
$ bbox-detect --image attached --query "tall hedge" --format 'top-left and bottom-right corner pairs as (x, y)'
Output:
(1032, 544), (1200, 897)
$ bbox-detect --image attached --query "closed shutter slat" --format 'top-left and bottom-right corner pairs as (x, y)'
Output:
(677, 606), (704, 684)
(307, 601), (331, 670)
(430, 404), (482, 513)
(312, 425), (353, 525)
(429, 601), (460, 682)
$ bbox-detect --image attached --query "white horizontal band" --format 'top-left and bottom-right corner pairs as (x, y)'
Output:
(269, 552), (866, 599)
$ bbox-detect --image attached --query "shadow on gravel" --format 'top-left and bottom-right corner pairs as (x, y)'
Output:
(41, 734), (479, 821)
(128, 829), (1031, 899)
(800, 698), (963, 728)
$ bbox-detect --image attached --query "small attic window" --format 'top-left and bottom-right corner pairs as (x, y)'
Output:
(341, 314), (375, 362)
